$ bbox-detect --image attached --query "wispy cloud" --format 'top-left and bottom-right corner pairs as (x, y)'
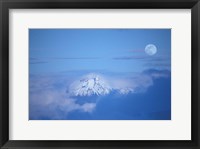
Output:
(31, 57), (100, 60)
(29, 56), (101, 65)
(46, 57), (101, 60)
(30, 57), (39, 60)
(103, 73), (154, 93)
(113, 55), (170, 63)
(128, 50), (144, 53)
(30, 61), (48, 64)
(113, 56), (148, 60)
(144, 63), (171, 67)
(29, 56), (101, 64)
(30, 57), (48, 64)
(29, 75), (96, 120)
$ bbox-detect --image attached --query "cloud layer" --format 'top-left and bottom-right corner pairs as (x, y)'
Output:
(29, 69), (170, 120)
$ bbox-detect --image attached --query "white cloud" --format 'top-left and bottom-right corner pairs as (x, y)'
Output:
(29, 69), (170, 119)
(82, 103), (96, 112)
(29, 75), (96, 119)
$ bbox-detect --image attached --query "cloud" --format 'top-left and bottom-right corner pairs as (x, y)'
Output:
(29, 75), (96, 120)
(29, 56), (101, 65)
(144, 63), (171, 68)
(113, 69), (170, 92)
(30, 56), (100, 61)
(104, 73), (154, 94)
(128, 50), (144, 53)
(142, 69), (170, 79)
(30, 57), (39, 60)
(113, 55), (170, 62)
(113, 56), (148, 60)
(67, 69), (170, 97)
(82, 103), (96, 112)
(30, 89), (96, 119)
(50, 57), (101, 60)
(30, 61), (48, 64)
(29, 57), (48, 64)
(29, 69), (170, 119)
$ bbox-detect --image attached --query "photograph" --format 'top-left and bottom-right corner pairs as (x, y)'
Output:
(1, 0), (199, 148)
(29, 29), (171, 120)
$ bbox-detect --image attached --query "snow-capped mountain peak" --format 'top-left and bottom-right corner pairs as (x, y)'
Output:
(69, 73), (112, 96)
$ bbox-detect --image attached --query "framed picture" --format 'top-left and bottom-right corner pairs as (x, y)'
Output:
(0, 0), (199, 148)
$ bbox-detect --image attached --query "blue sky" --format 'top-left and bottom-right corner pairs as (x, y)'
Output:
(29, 29), (171, 74)
(29, 29), (171, 120)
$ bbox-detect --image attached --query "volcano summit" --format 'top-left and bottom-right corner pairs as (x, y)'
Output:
(69, 74), (112, 96)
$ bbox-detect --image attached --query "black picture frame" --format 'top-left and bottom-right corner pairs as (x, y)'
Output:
(0, 0), (199, 148)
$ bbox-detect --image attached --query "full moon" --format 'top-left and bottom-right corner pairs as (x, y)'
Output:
(145, 44), (157, 56)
